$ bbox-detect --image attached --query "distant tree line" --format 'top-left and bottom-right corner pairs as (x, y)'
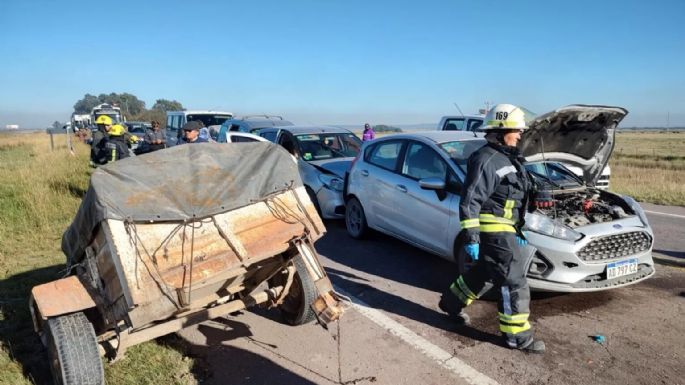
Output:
(373, 124), (402, 133)
(73, 93), (184, 125)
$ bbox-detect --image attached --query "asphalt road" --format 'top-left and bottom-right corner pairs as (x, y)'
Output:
(176, 204), (685, 385)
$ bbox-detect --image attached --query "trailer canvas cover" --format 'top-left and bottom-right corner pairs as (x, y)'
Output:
(62, 142), (302, 263)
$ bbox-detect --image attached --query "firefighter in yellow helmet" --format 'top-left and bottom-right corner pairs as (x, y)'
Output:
(90, 115), (114, 166)
(104, 124), (131, 162)
(438, 104), (545, 354)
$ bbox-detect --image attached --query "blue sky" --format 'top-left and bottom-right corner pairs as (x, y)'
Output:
(1, 0), (684, 128)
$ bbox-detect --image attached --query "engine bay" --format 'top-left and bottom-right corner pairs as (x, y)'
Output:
(531, 188), (636, 228)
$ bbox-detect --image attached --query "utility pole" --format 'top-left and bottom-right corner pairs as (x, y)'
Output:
(667, 111), (670, 129)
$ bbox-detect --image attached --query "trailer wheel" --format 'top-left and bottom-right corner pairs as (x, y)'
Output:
(46, 312), (104, 385)
(279, 255), (318, 325)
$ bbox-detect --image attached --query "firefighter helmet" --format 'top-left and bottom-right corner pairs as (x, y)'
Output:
(95, 115), (113, 126)
(483, 104), (530, 130)
(109, 124), (125, 136)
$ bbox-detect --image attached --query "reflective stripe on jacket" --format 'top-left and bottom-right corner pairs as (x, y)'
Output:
(459, 142), (530, 242)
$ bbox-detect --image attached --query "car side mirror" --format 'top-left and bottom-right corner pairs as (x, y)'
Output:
(420, 177), (448, 201)
(419, 177), (446, 191)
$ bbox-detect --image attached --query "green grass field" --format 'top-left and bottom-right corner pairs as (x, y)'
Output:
(0, 129), (682, 384)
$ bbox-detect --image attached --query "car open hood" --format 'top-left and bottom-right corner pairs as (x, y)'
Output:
(308, 158), (354, 177)
(519, 105), (628, 185)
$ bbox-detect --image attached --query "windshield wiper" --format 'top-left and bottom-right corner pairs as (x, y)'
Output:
(547, 163), (585, 185)
(527, 170), (562, 189)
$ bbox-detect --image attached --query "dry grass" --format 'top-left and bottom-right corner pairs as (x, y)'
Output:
(0, 132), (198, 385)
(609, 131), (685, 206)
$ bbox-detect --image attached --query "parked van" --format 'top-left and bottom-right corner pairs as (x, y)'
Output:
(166, 110), (233, 146)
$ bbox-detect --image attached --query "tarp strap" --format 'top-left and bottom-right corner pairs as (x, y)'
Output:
(124, 219), (182, 309)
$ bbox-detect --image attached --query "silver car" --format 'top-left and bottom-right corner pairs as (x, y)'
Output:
(345, 105), (655, 292)
(258, 126), (362, 219)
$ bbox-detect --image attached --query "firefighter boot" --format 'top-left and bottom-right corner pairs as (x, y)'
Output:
(438, 290), (471, 325)
(520, 339), (546, 354)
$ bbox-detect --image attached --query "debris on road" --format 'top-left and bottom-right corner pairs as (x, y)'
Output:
(591, 334), (606, 344)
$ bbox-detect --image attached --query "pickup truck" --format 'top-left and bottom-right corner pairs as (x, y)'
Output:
(437, 115), (485, 131)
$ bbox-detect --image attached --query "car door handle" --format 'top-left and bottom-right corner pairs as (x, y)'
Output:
(360, 170), (369, 177)
(396, 184), (407, 193)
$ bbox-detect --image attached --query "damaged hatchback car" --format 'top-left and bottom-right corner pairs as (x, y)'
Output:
(345, 105), (654, 292)
(259, 126), (362, 219)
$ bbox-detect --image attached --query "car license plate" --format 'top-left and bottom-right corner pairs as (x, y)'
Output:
(606, 258), (638, 279)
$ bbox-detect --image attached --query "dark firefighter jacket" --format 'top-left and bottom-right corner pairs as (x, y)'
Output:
(104, 136), (130, 163)
(459, 142), (531, 243)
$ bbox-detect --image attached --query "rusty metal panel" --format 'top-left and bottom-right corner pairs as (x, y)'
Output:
(31, 276), (96, 319)
(312, 291), (344, 325)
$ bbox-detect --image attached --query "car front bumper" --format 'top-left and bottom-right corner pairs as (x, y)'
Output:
(316, 187), (345, 219)
(526, 216), (655, 292)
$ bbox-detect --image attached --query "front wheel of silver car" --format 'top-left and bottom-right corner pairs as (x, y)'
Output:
(345, 197), (368, 239)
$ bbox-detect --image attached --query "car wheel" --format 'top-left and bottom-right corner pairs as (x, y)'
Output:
(305, 187), (322, 217)
(277, 255), (318, 326)
(45, 312), (104, 385)
(345, 197), (368, 239)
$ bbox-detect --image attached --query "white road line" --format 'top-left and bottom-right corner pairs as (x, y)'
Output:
(335, 287), (499, 385)
(644, 210), (685, 219)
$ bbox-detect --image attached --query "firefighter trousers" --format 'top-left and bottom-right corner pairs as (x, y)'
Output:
(448, 231), (534, 348)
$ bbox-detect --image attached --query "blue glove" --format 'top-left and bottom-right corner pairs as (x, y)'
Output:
(516, 232), (528, 246)
(465, 243), (479, 261)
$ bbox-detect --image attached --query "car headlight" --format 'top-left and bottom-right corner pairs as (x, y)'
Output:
(318, 174), (344, 192)
(622, 195), (650, 227)
(523, 212), (583, 242)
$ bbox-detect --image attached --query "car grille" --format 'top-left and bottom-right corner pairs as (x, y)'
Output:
(577, 231), (651, 262)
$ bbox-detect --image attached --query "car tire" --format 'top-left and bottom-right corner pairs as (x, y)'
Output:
(45, 312), (104, 385)
(305, 187), (322, 217)
(345, 197), (368, 239)
(278, 254), (318, 326)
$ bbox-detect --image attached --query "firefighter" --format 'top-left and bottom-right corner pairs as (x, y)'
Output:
(105, 124), (130, 162)
(438, 103), (545, 354)
(90, 115), (113, 166)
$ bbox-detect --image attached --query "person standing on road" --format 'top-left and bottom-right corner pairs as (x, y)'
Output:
(362, 123), (375, 141)
(438, 103), (545, 354)
(180, 121), (209, 144)
(144, 120), (166, 152)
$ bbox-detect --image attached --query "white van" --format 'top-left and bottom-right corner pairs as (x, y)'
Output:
(166, 110), (233, 146)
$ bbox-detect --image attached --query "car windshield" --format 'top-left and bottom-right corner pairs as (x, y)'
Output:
(438, 139), (486, 173)
(295, 133), (362, 161)
(126, 123), (150, 134)
(187, 114), (232, 127)
(525, 162), (584, 188)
